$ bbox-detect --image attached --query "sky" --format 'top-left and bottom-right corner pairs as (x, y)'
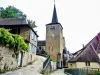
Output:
(0, 0), (100, 53)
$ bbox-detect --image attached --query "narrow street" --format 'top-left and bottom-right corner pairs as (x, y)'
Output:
(0, 55), (66, 75)
(50, 69), (66, 75)
(0, 55), (46, 75)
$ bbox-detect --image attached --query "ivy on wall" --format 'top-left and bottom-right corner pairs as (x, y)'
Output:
(0, 28), (28, 52)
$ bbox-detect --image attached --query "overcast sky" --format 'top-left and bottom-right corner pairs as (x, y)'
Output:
(0, 0), (100, 53)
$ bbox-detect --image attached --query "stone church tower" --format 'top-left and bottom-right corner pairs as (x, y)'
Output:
(46, 4), (64, 62)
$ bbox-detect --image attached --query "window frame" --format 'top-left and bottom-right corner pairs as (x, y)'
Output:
(85, 62), (90, 66)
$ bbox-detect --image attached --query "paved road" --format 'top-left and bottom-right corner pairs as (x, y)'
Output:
(0, 56), (66, 75)
(0, 55), (46, 75)
(50, 69), (66, 75)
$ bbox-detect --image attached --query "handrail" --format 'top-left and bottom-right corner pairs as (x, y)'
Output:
(43, 56), (50, 70)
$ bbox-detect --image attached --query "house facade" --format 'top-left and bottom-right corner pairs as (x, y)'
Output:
(20, 27), (38, 66)
(0, 18), (38, 67)
(37, 40), (46, 55)
(68, 33), (100, 69)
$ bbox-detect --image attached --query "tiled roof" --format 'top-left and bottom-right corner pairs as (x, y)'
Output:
(0, 18), (27, 25)
(0, 18), (38, 37)
(69, 32), (100, 62)
(51, 4), (58, 24)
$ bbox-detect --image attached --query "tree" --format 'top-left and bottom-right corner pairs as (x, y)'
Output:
(0, 6), (37, 28)
(0, 6), (26, 19)
(27, 20), (37, 28)
(0, 7), (4, 16)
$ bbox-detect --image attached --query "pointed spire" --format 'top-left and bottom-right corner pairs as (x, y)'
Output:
(51, 2), (58, 24)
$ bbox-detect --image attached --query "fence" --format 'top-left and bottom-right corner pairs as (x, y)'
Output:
(64, 68), (96, 75)
(42, 56), (52, 75)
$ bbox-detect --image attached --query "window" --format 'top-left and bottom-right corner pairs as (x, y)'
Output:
(39, 47), (41, 50)
(85, 62), (90, 66)
(70, 64), (72, 66)
(34, 35), (37, 42)
(29, 43), (36, 54)
(49, 47), (50, 50)
(31, 31), (34, 40)
(51, 47), (53, 51)
(31, 31), (37, 42)
(32, 32), (35, 40)
(10, 28), (20, 34)
(52, 26), (55, 29)
(50, 26), (55, 30)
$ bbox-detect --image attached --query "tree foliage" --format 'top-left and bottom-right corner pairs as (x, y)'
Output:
(27, 20), (37, 28)
(0, 28), (28, 52)
(0, 6), (37, 28)
(12, 34), (28, 51)
(0, 6), (26, 19)
(0, 28), (14, 47)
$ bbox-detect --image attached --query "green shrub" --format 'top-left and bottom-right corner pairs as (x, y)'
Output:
(0, 28), (28, 52)
(12, 34), (28, 51)
(0, 28), (14, 47)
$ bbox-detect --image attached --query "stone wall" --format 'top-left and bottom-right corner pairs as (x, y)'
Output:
(0, 45), (17, 72)
(46, 24), (64, 61)
(22, 52), (36, 67)
(0, 45), (36, 72)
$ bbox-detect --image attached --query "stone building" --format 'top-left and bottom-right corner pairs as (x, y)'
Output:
(46, 3), (65, 67)
(0, 18), (38, 68)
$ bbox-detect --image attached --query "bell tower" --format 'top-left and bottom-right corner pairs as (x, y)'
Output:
(46, 2), (64, 64)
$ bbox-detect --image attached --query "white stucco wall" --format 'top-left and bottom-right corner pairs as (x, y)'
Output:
(98, 54), (100, 59)
(68, 62), (100, 69)
(76, 62), (100, 68)
(90, 62), (100, 68)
